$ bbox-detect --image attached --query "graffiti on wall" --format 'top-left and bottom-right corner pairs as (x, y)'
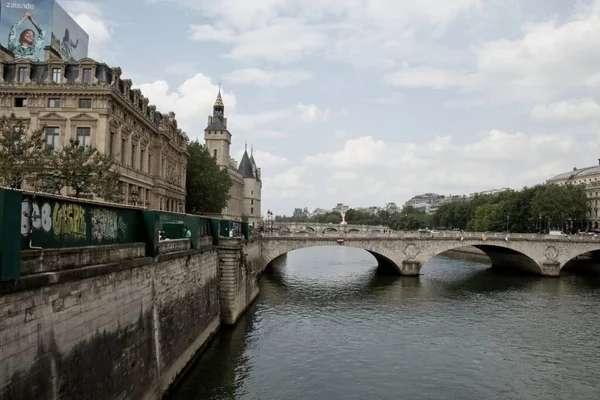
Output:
(21, 199), (86, 239)
(90, 208), (128, 242)
(52, 203), (86, 238)
(21, 199), (52, 235)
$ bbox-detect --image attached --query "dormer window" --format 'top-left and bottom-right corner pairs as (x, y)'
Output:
(17, 67), (27, 83)
(82, 68), (92, 83)
(52, 68), (61, 83)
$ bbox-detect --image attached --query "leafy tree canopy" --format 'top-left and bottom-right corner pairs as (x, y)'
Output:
(0, 114), (47, 188)
(185, 141), (232, 214)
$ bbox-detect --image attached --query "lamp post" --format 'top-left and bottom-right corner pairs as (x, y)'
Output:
(506, 214), (509, 233)
(267, 210), (273, 232)
(539, 213), (542, 234)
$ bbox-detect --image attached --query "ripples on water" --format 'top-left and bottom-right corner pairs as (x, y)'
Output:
(169, 247), (600, 400)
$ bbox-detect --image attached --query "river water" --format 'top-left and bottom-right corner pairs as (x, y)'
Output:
(169, 247), (600, 400)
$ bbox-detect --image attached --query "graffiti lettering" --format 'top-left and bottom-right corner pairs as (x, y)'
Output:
(91, 209), (118, 242)
(52, 203), (87, 238)
(21, 200), (52, 236)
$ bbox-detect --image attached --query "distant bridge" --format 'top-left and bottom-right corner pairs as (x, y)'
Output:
(255, 231), (600, 277)
(271, 222), (389, 233)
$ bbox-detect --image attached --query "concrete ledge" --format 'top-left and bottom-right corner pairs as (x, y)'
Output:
(159, 239), (190, 254)
(0, 256), (153, 295)
(21, 243), (146, 275)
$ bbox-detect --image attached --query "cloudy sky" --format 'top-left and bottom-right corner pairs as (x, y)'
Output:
(63, 0), (600, 214)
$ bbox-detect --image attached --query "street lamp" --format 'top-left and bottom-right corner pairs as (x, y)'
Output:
(267, 210), (273, 232)
(506, 214), (509, 233)
(539, 213), (542, 234)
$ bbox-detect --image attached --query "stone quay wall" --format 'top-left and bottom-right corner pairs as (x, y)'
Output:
(0, 241), (222, 400)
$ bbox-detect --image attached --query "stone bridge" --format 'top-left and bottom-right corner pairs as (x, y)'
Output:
(256, 232), (600, 277)
(272, 222), (389, 233)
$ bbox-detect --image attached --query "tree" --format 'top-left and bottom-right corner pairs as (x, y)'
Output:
(531, 184), (588, 229)
(0, 114), (47, 188)
(185, 141), (232, 214)
(44, 139), (122, 200)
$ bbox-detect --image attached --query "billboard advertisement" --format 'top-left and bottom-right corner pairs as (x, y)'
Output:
(0, 0), (53, 61)
(51, 1), (88, 62)
(0, 0), (88, 62)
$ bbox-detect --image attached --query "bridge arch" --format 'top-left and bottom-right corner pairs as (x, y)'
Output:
(420, 244), (542, 275)
(260, 238), (403, 274)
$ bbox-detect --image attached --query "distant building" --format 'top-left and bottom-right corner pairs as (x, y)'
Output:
(547, 161), (600, 231)
(204, 91), (262, 225)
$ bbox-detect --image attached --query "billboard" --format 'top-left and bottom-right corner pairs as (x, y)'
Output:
(0, 0), (88, 62)
(50, 1), (88, 62)
(0, 0), (53, 62)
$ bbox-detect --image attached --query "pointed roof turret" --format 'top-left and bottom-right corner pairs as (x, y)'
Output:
(238, 148), (255, 178)
(215, 89), (224, 107)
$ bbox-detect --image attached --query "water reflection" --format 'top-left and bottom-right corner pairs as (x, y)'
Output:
(170, 247), (600, 400)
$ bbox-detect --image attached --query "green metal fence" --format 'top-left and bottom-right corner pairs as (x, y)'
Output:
(0, 188), (250, 282)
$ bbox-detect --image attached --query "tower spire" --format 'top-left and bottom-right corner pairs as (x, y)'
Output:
(213, 82), (224, 118)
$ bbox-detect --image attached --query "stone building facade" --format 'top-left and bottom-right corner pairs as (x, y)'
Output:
(547, 160), (600, 231)
(0, 46), (188, 212)
(204, 91), (262, 225)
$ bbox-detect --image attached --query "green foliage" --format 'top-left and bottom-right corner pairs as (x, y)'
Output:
(434, 184), (587, 232)
(43, 139), (122, 200)
(185, 141), (232, 214)
(0, 114), (47, 188)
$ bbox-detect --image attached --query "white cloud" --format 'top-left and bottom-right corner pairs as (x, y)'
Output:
(226, 68), (312, 86)
(332, 170), (359, 181)
(156, 0), (480, 64)
(334, 129), (347, 138)
(385, 66), (474, 89)
(532, 99), (600, 121)
(293, 127), (589, 209)
(231, 103), (329, 138)
(135, 74), (236, 141)
(60, 1), (114, 62)
(262, 166), (314, 200)
(384, 1), (600, 102)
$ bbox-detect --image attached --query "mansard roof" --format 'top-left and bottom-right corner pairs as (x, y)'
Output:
(238, 150), (255, 178)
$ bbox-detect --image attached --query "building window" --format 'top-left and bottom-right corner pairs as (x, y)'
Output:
(17, 67), (27, 82)
(78, 98), (92, 108)
(82, 68), (92, 83)
(213, 149), (217, 158)
(14, 97), (27, 107)
(131, 143), (136, 168)
(48, 98), (61, 108)
(52, 68), (61, 83)
(76, 127), (91, 147)
(251, 199), (254, 205)
(45, 127), (60, 153)
(251, 191), (254, 195)
(121, 139), (127, 164)
(148, 154), (152, 174)
(140, 148), (145, 172)
(109, 132), (116, 158)
(251, 207), (254, 214)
